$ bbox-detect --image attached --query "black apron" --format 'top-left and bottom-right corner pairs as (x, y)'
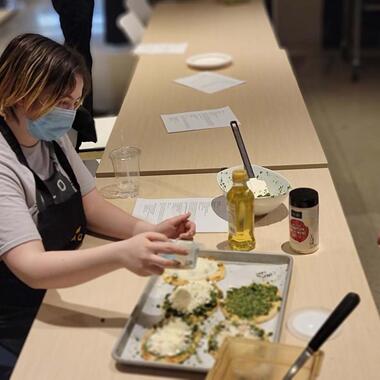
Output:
(0, 118), (87, 359)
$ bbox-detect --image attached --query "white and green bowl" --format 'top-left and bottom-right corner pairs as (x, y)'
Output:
(216, 165), (291, 216)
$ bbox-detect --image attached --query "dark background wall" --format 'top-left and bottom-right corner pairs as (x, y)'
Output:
(324, 0), (380, 48)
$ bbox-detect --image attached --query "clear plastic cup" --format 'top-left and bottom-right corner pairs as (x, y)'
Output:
(109, 146), (141, 198)
(160, 240), (200, 269)
(206, 338), (323, 380)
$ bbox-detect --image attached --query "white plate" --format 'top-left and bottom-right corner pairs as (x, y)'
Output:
(287, 308), (341, 341)
(186, 52), (233, 70)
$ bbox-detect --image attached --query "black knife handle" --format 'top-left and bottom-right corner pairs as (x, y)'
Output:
(230, 120), (255, 178)
(308, 292), (360, 352)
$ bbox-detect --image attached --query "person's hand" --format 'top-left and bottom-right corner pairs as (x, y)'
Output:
(154, 212), (196, 240)
(117, 232), (188, 276)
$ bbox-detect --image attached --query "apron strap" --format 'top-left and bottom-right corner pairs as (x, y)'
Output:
(0, 118), (49, 192)
(0, 117), (80, 194)
(0, 117), (29, 167)
(52, 141), (81, 190)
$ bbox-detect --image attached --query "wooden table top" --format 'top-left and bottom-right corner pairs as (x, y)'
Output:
(97, 0), (326, 177)
(12, 169), (380, 380)
(141, 0), (279, 55)
(97, 49), (327, 176)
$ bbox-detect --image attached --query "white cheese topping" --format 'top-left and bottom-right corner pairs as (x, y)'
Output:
(147, 318), (192, 356)
(165, 257), (219, 281)
(247, 178), (270, 198)
(216, 322), (260, 349)
(169, 280), (214, 313)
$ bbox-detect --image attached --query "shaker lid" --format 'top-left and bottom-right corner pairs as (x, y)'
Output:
(289, 188), (318, 208)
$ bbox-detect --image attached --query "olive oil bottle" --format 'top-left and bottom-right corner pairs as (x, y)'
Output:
(227, 169), (255, 251)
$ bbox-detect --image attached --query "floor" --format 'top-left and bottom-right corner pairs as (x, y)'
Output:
(291, 53), (380, 310)
(1, 0), (380, 311)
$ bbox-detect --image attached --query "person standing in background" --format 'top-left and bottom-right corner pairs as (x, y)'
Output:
(51, 0), (97, 150)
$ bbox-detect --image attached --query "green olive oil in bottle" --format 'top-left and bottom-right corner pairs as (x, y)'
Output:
(227, 169), (255, 251)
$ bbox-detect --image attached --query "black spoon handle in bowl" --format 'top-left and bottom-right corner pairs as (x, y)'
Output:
(230, 120), (255, 178)
(308, 292), (360, 352)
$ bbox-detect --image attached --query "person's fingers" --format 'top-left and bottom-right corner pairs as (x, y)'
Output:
(132, 263), (165, 276)
(144, 231), (170, 242)
(150, 253), (181, 268)
(146, 264), (165, 276)
(165, 213), (191, 227)
(150, 241), (188, 256)
(186, 220), (196, 235)
(178, 221), (196, 239)
(178, 232), (194, 240)
(136, 269), (151, 277)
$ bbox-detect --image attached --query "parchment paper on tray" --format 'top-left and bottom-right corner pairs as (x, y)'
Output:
(112, 250), (293, 373)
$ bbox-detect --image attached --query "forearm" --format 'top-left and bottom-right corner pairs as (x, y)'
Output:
(5, 240), (125, 289)
(87, 200), (153, 239)
(83, 189), (154, 239)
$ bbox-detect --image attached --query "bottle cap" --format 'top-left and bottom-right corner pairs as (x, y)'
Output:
(289, 188), (318, 208)
(232, 169), (248, 182)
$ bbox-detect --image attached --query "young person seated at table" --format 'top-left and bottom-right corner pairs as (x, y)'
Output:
(0, 33), (195, 378)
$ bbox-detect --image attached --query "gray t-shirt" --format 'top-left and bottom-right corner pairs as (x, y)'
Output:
(0, 133), (95, 256)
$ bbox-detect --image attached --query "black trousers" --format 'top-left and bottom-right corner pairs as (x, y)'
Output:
(0, 306), (39, 380)
(51, 0), (97, 148)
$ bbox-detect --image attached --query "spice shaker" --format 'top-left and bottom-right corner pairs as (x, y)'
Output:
(159, 240), (200, 269)
(289, 188), (319, 254)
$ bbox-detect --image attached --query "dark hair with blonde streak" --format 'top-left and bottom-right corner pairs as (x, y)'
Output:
(0, 33), (90, 121)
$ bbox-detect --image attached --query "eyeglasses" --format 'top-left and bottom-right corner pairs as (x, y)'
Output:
(55, 97), (83, 111)
(37, 96), (83, 114)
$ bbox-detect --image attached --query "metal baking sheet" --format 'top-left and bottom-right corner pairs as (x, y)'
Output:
(112, 250), (293, 372)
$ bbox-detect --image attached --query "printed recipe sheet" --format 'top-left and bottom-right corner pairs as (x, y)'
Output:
(161, 106), (239, 133)
(133, 198), (228, 233)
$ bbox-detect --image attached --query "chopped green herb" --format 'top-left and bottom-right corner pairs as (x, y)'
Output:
(224, 283), (280, 319)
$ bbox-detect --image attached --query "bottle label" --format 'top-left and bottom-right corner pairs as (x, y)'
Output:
(291, 209), (302, 219)
(289, 205), (319, 253)
(290, 219), (309, 242)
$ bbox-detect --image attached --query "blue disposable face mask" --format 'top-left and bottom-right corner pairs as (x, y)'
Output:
(27, 106), (77, 141)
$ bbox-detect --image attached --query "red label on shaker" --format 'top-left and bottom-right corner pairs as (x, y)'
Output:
(290, 219), (309, 242)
